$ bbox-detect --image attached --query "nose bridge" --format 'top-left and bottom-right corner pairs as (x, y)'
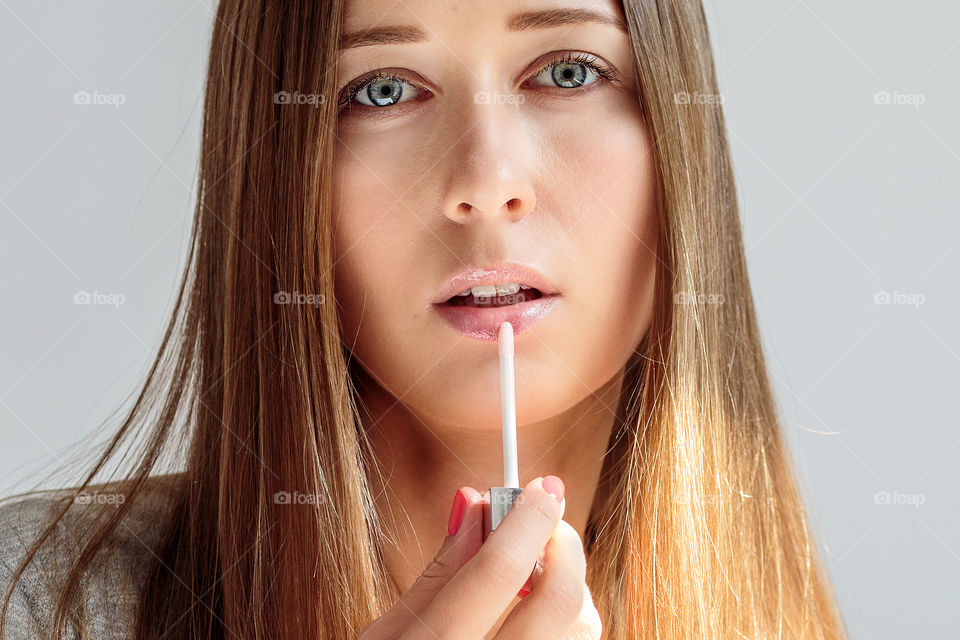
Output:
(439, 91), (536, 224)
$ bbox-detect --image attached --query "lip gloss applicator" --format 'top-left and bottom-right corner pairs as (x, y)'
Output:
(483, 321), (524, 540)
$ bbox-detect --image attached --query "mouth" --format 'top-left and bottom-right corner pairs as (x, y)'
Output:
(431, 262), (560, 305)
(442, 283), (545, 307)
(431, 264), (561, 340)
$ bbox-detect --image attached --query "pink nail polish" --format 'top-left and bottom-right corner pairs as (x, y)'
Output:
(516, 568), (534, 598)
(542, 475), (564, 503)
(448, 489), (468, 536)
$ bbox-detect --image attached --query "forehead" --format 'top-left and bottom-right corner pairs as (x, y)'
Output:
(341, 0), (627, 40)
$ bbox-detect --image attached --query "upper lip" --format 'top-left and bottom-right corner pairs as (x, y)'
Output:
(432, 262), (560, 304)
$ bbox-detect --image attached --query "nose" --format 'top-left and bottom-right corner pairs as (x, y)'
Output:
(439, 101), (537, 225)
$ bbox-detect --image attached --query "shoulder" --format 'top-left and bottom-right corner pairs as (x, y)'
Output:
(0, 473), (184, 640)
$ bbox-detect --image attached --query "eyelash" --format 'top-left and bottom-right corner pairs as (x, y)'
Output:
(337, 51), (619, 111)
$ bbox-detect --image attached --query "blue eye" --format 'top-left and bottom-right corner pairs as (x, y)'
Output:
(338, 51), (618, 112)
(353, 75), (422, 108)
(529, 52), (616, 89)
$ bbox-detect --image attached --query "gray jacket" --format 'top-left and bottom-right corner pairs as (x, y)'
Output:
(0, 480), (173, 640)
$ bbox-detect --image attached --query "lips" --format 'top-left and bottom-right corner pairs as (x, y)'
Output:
(431, 263), (560, 305)
(431, 262), (561, 340)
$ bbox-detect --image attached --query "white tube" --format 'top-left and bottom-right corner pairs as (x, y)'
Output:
(498, 321), (519, 488)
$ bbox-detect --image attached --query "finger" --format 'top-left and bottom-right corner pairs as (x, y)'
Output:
(563, 584), (603, 640)
(488, 491), (545, 600)
(386, 487), (485, 631)
(414, 475), (565, 640)
(492, 519), (588, 640)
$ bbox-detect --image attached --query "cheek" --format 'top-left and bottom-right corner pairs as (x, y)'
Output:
(535, 98), (659, 388)
(331, 136), (439, 394)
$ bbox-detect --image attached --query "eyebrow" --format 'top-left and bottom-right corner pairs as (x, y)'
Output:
(339, 8), (628, 51)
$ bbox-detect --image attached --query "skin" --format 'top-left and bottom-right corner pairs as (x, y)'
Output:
(331, 0), (658, 632)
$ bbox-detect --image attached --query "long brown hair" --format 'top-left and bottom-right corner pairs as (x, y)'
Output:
(1, 1), (847, 638)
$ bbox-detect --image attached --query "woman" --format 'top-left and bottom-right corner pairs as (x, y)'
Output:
(0, 0), (848, 638)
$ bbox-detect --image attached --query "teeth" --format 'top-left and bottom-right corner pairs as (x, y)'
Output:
(452, 283), (533, 298)
(470, 285), (498, 297)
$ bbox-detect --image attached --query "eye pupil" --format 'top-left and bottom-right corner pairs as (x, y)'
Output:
(551, 62), (589, 88)
(365, 78), (404, 107)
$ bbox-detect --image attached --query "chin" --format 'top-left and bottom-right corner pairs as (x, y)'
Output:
(401, 367), (585, 431)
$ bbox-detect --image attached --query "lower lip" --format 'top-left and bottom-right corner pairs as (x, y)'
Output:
(432, 295), (561, 341)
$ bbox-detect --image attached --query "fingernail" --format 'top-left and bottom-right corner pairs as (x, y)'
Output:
(542, 475), (565, 503)
(516, 567), (534, 598)
(448, 488), (468, 536)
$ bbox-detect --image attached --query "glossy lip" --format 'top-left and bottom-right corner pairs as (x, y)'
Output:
(432, 262), (560, 304)
(431, 262), (561, 341)
(433, 295), (561, 341)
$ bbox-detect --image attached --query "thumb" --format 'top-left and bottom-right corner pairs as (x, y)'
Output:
(398, 486), (485, 612)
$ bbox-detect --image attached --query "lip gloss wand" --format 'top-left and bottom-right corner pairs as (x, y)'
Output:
(483, 321), (523, 540)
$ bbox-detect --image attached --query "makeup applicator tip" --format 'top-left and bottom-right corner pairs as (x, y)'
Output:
(498, 321), (513, 355)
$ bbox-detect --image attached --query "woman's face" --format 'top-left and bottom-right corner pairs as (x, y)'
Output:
(333, 0), (658, 429)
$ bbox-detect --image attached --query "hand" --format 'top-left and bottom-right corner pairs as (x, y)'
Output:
(357, 475), (603, 640)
